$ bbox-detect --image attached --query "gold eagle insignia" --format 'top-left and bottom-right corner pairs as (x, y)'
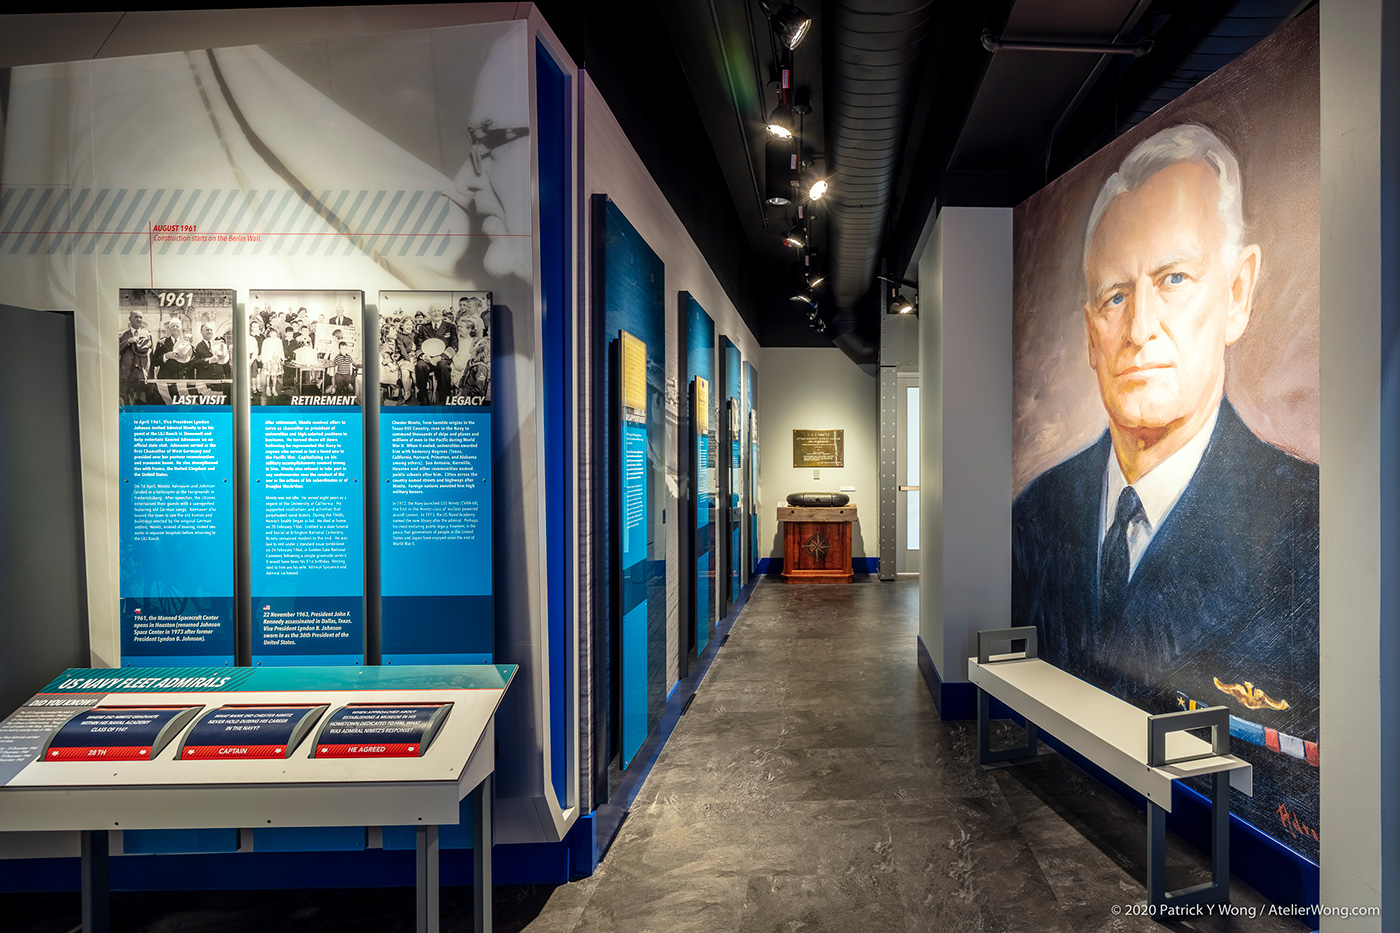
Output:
(1214, 677), (1290, 711)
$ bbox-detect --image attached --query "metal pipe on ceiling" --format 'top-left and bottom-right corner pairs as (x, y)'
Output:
(823, 0), (936, 365)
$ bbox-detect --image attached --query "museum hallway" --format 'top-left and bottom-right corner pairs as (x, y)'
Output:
(7, 577), (1307, 933)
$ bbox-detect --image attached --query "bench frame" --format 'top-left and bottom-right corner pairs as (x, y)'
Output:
(974, 627), (1236, 911)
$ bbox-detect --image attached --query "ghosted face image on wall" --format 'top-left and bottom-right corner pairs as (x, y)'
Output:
(1011, 13), (1320, 863)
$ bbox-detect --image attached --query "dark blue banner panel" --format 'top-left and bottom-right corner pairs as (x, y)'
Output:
(378, 290), (494, 665)
(118, 287), (236, 668)
(684, 295), (716, 655)
(598, 198), (667, 776)
(746, 362), (759, 578)
(248, 288), (366, 667)
(618, 331), (649, 769)
(723, 337), (742, 602)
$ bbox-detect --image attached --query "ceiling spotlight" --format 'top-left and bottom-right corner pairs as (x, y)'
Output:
(893, 296), (916, 314)
(765, 104), (795, 140)
(782, 226), (805, 249)
(807, 274), (825, 288)
(790, 290), (814, 305)
(766, 2), (813, 51)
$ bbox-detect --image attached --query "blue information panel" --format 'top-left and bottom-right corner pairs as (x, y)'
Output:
(618, 330), (649, 769)
(248, 290), (365, 666)
(695, 379), (712, 655)
(685, 295), (716, 657)
(378, 291), (494, 665)
(118, 288), (237, 668)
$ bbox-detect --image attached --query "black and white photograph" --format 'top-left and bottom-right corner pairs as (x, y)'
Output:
(378, 291), (492, 407)
(117, 288), (235, 406)
(248, 290), (364, 406)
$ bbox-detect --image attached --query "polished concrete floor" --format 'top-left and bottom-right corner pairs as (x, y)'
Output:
(6, 578), (1308, 932)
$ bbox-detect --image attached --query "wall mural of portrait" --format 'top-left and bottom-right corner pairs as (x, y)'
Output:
(1011, 10), (1320, 861)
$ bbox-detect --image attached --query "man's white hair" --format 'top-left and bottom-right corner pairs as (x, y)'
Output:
(1083, 124), (1245, 279)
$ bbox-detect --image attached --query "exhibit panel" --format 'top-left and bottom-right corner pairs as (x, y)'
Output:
(248, 289), (366, 668)
(745, 361), (759, 580)
(720, 337), (743, 605)
(117, 287), (237, 668)
(377, 290), (494, 666)
(681, 294), (717, 663)
(0, 10), (583, 849)
(593, 197), (669, 781)
(1009, 12), (1320, 863)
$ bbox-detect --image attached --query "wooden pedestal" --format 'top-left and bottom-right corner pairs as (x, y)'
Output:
(778, 506), (856, 584)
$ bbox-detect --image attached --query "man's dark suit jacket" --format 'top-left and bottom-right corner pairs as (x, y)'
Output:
(1012, 399), (1319, 744)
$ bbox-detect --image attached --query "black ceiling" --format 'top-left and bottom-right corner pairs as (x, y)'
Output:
(574, 0), (1312, 354)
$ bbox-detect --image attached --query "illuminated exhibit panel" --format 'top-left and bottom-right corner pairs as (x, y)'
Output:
(721, 337), (743, 603)
(0, 12), (578, 850)
(248, 289), (366, 668)
(617, 330), (649, 769)
(377, 290), (494, 665)
(683, 294), (717, 659)
(596, 196), (667, 781)
(118, 288), (237, 667)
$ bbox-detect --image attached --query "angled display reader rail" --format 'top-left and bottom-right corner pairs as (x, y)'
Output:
(0, 665), (515, 933)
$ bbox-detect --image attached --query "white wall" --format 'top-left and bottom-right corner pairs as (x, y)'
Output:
(919, 208), (1013, 681)
(757, 347), (878, 561)
(1319, 0), (1399, 924)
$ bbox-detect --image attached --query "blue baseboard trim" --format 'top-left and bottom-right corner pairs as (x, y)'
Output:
(915, 636), (977, 721)
(971, 694), (1320, 920)
(0, 841), (577, 893)
(754, 557), (878, 575)
(572, 574), (759, 877)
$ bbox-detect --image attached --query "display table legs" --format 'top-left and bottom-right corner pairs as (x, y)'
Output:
(415, 824), (440, 933)
(81, 830), (109, 933)
(473, 775), (493, 932)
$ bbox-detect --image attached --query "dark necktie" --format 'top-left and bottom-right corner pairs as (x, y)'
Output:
(1100, 486), (1145, 625)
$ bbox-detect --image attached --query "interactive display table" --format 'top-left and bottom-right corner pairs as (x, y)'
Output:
(0, 665), (515, 933)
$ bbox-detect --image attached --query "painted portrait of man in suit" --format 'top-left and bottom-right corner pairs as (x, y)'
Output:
(1010, 10), (1320, 863)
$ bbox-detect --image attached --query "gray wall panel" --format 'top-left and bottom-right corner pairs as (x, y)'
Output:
(0, 305), (87, 715)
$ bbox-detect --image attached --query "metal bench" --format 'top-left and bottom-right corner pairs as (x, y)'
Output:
(967, 626), (1253, 911)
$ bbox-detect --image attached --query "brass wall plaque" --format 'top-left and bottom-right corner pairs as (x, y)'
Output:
(792, 429), (844, 468)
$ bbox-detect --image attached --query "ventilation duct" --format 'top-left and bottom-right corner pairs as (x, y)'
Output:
(824, 0), (935, 365)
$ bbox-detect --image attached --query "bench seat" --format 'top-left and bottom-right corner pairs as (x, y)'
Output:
(968, 656), (1252, 809)
(968, 627), (1254, 911)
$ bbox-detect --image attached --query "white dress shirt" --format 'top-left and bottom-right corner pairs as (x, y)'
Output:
(1100, 405), (1220, 580)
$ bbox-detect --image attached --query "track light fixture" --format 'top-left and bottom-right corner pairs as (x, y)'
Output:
(790, 289), (814, 305)
(807, 273), (825, 289)
(764, 2), (813, 51)
(892, 295), (916, 315)
(782, 226), (805, 249)
(765, 104), (794, 140)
